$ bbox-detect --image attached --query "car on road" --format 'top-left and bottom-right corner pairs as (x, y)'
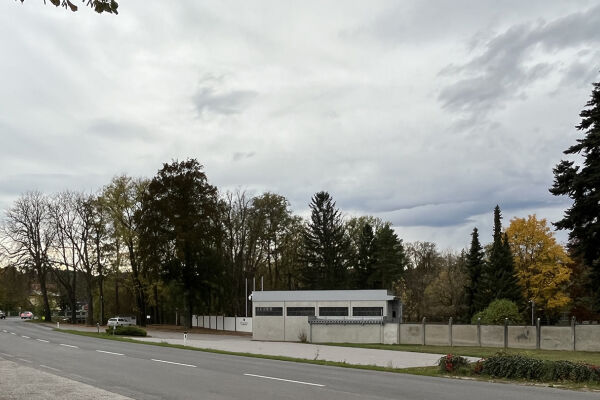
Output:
(20, 311), (33, 319)
(0, 310), (5, 319)
(107, 316), (136, 327)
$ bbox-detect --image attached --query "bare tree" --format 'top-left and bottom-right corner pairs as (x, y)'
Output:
(0, 192), (54, 321)
(49, 191), (80, 323)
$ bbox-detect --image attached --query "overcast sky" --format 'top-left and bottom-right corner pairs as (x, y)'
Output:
(1, 1), (599, 250)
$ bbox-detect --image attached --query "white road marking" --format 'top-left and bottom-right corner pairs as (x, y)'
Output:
(96, 350), (124, 356)
(21, 335), (30, 339)
(0, 352), (14, 358)
(40, 364), (61, 372)
(2, 329), (7, 332)
(10, 332), (16, 335)
(17, 358), (32, 363)
(36, 339), (49, 343)
(151, 359), (197, 368)
(59, 344), (79, 349)
(244, 373), (325, 387)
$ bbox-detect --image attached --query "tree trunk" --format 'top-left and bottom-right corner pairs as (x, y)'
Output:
(38, 268), (52, 322)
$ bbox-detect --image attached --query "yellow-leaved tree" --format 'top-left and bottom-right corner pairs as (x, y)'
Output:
(505, 215), (572, 319)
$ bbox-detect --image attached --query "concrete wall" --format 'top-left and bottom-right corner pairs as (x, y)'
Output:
(400, 324), (423, 344)
(311, 323), (383, 343)
(383, 323), (398, 345)
(192, 315), (252, 333)
(480, 325), (505, 348)
(575, 325), (600, 351)
(425, 324), (450, 346)
(540, 326), (572, 351)
(452, 325), (478, 346)
(507, 326), (536, 349)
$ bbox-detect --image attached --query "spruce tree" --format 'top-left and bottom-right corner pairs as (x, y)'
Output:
(465, 227), (485, 316)
(355, 222), (375, 288)
(551, 81), (600, 308)
(301, 192), (350, 289)
(370, 225), (406, 290)
(486, 206), (523, 306)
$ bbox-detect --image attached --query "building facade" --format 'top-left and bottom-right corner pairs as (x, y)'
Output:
(251, 290), (399, 342)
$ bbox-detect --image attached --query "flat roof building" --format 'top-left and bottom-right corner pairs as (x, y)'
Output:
(251, 290), (400, 342)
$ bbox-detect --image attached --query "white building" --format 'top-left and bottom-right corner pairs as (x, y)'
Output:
(251, 290), (400, 342)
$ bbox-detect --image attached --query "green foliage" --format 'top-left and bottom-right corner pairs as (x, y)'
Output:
(471, 299), (524, 325)
(551, 81), (600, 310)
(438, 354), (469, 373)
(482, 353), (600, 383)
(465, 227), (485, 316)
(370, 225), (406, 290)
(477, 207), (523, 310)
(105, 325), (147, 336)
(301, 192), (350, 289)
(18, 0), (118, 14)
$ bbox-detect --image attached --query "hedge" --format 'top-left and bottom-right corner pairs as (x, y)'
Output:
(480, 354), (600, 383)
(105, 326), (147, 337)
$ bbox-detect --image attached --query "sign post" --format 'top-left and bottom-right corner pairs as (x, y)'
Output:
(184, 331), (188, 347)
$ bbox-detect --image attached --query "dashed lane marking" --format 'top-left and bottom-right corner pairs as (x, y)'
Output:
(17, 358), (32, 363)
(36, 339), (49, 343)
(96, 350), (124, 356)
(21, 336), (30, 339)
(243, 373), (325, 387)
(151, 359), (197, 368)
(59, 344), (79, 349)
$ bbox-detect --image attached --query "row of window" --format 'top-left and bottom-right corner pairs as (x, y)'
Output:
(255, 306), (383, 317)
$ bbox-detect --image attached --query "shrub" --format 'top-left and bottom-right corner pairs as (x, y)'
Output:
(105, 326), (147, 337)
(482, 353), (600, 383)
(438, 354), (469, 373)
(471, 299), (524, 325)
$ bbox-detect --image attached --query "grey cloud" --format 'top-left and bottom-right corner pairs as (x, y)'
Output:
(439, 4), (600, 118)
(87, 119), (153, 140)
(193, 87), (257, 115)
(232, 151), (256, 162)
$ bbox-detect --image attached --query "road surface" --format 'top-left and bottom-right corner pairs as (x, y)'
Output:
(0, 317), (596, 400)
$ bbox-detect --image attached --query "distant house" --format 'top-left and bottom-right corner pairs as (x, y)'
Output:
(251, 290), (400, 341)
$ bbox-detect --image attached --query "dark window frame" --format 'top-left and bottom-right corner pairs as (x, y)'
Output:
(286, 307), (315, 316)
(319, 307), (348, 316)
(352, 307), (383, 316)
(255, 307), (283, 316)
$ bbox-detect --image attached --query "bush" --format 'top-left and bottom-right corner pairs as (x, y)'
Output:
(471, 299), (524, 325)
(105, 326), (147, 337)
(438, 354), (469, 373)
(481, 353), (600, 383)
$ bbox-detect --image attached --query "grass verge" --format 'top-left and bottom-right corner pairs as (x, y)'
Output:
(54, 328), (600, 391)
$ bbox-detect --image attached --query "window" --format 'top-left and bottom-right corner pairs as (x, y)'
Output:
(287, 307), (315, 316)
(255, 307), (283, 316)
(319, 307), (348, 316)
(353, 307), (383, 316)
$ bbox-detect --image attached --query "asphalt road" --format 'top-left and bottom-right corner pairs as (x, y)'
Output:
(0, 318), (597, 400)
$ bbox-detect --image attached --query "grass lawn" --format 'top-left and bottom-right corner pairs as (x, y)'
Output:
(321, 343), (600, 364)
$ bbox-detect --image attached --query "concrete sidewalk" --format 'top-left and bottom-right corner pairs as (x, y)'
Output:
(48, 322), (477, 369)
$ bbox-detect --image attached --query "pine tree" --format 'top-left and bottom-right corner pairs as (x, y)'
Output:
(551, 81), (600, 308)
(301, 192), (350, 289)
(465, 227), (485, 316)
(370, 225), (406, 290)
(485, 206), (523, 306)
(355, 222), (375, 288)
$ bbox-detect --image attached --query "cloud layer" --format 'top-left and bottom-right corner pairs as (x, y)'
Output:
(1, 1), (598, 249)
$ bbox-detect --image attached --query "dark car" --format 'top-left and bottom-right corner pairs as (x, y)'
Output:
(20, 311), (33, 319)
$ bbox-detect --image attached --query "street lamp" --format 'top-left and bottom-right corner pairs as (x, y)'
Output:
(529, 300), (535, 326)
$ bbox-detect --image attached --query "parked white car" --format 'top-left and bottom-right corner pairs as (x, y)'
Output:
(107, 316), (136, 327)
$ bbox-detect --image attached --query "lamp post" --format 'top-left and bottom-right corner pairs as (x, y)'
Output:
(529, 300), (535, 326)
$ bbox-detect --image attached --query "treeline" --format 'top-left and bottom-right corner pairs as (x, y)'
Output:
(0, 161), (594, 327)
